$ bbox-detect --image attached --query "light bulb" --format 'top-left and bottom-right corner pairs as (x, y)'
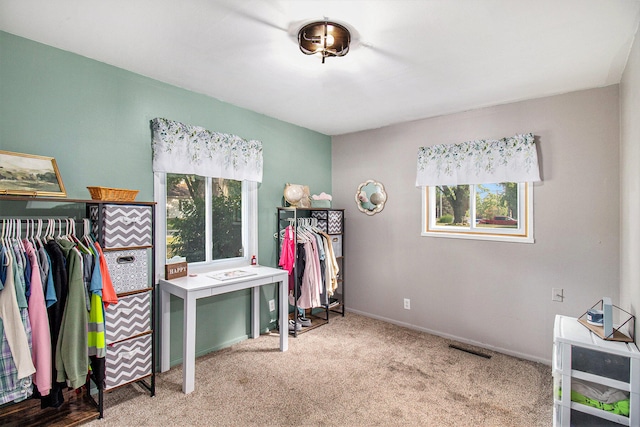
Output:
(325, 34), (334, 47)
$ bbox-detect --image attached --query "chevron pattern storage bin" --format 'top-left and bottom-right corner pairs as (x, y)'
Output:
(89, 204), (152, 248)
(310, 210), (328, 233)
(105, 291), (152, 344)
(105, 333), (152, 390)
(328, 210), (343, 234)
(104, 249), (149, 293)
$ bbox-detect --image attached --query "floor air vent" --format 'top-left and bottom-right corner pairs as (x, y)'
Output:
(449, 344), (492, 359)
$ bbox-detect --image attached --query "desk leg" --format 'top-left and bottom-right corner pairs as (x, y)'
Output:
(279, 278), (288, 352)
(251, 286), (260, 339)
(182, 294), (197, 394)
(160, 288), (171, 373)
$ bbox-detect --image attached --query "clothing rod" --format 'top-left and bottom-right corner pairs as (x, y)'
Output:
(0, 216), (85, 221)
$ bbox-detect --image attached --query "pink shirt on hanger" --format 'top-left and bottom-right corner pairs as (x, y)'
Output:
(24, 240), (52, 396)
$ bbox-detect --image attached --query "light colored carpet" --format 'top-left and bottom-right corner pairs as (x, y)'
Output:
(90, 313), (552, 426)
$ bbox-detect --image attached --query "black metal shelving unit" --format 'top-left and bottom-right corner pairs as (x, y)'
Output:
(0, 195), (155, 424)
(276, 207), (345, 337)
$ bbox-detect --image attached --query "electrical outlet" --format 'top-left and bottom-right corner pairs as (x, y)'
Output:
(268, 299), (276, 311)
(552, 288), (564, 302)
(404, 298), (411, 310)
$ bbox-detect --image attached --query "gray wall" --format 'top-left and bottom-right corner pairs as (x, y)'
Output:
(621, 27), (640, 341)
(332, 86), (620, 363)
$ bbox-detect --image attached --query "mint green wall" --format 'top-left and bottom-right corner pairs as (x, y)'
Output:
(0, 31), (331, 363)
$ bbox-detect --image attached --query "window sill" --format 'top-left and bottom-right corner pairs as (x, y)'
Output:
(421, 230), (534, 244)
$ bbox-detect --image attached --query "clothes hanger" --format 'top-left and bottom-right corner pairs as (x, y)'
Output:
(0, 220), (8, 266)
(28, 219), (38, 248)
(295, 219), (307, 242)
(1, 220), (12, 264)
(12, 219), (26, 253)
(1, 219), (6, 250)
(44, 219), (52, 241)
(82, 218), (96, 246)
(48, 218), (55, 240)
(2, 219), (10, 249)
(36, 219), (45, 248)
(57, 218), (71, 242)
(69, 218), (91, 254)
(82, 219), (97, 255)
(23, 219), (32, 248)
(56, 219), (63, 239)
(296, 218), (314, 242)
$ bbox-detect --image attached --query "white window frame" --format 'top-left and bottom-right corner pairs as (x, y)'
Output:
(154, 172), (258, 282)
(421, 182), (534, 243)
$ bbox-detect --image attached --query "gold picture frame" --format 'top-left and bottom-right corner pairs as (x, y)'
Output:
(0, 150), (67, 197)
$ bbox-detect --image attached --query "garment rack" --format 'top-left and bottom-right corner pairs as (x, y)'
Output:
(0, 216), (104, 419)
(276, 208), (330, 337)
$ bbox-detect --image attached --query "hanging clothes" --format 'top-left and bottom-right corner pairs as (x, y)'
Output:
(86, 237), (106, 389)
(279, 225), (295, 274)
(94, 242), (117, 308)
(283, 218), (341, 310)
(0, 217), (117, 411)
(88, 245), (106, 358)
(0, 247), (36, 404)
(293, 223), (324, 309)
(279, 225), (296, 304)
(43, 238), (68, 408)
(24, 240), (52, 397)
(55, 238), (88, 390)
(297, 233), (322, 309)
(312, 232), (327, 306)
(318, 231), (340, 296)
(37, 246), (57, 308)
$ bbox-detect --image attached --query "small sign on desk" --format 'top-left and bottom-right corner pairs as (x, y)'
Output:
(165, 261), (188, 279)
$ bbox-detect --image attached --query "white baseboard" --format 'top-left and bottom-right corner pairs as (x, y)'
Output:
(345, 308), (552, 366)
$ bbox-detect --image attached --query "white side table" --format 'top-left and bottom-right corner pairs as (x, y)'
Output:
(160, 266), (289, 393)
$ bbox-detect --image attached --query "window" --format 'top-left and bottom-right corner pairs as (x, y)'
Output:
(422, 182), (533, 243)
(415, 133), (539, 243)
(154, 172), (257, 277)
(150, 118), (262, 278)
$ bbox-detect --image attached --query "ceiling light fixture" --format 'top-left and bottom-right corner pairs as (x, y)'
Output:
(298, 21), (350, 63)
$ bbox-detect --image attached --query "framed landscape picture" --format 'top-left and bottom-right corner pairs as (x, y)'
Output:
(0, 150), (67, 197)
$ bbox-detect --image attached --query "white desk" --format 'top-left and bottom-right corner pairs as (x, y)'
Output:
(159, 266), (289, 394)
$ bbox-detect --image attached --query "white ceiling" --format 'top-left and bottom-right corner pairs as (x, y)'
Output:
(1, 0), (639, 136)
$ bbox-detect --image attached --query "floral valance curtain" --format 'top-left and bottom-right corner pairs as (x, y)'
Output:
(415, 133), (540, 187)
(151, 118), (263, 183)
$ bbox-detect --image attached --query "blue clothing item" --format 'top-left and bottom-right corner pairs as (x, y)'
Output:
(38, 247), (57, 308)
(0, 246), (6, 289)
(11, 246), (28, 310)
(23, 249), (31, 299)
(314, 234), (326, 260)
(90, 252), (102, 296)
(82, 252), (93, 312)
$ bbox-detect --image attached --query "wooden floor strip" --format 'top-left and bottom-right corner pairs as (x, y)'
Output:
(0, 388), (99, 427)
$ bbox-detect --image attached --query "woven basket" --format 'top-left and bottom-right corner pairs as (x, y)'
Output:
(87, 186), (139, 202)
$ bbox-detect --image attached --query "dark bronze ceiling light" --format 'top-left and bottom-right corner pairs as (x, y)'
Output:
(298, 21), (350, 63)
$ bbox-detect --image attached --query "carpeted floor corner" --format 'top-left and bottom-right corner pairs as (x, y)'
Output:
(89, 313), (552, 426)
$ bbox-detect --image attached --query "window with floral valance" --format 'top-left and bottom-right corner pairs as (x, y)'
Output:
(151, 117), (263, 183)
(415, 133), (540, 187)
(151, 117), (260, 272)
(416, 133), (541, 243)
